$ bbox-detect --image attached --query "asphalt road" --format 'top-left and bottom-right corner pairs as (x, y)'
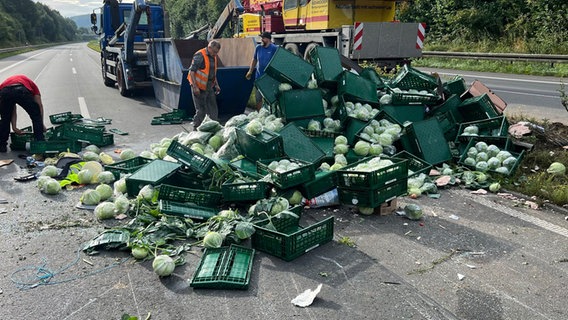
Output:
(0, 43), (567, 320)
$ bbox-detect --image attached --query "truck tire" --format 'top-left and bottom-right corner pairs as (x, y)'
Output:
(304, 43), (320, 61)
(101, 60), (115, 87)
(116, 62), (130, 97)
(284, 43), (300, 56)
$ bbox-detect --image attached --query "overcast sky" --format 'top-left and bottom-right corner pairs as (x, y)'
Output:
(34, 0), (135, 18)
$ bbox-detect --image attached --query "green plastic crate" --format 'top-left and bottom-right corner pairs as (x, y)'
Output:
(252, 216), (334, 261)
(257, 157), (315, 189)
(49, 112), (83, 125)
(235, 125), (284, 162)
(308, 46), (343, 88)
(255, 73), (281, 105)
(456, 116), (510, 143)
(221, 178), (270, 202)
(338, 71), (378, 104)
(159, 200), (217, 220)
(104, 156), (153, 180)
(336, 157), (408, 190)
(393, 151), (432, 178)
(278, 89), (325, 121)
(309, 136), (335, 159)
(166, 140), (217, 176)
(400, 118), (453, 165)
(428, 94), (463, 124)
(387, 64), (439, 91)
(279, 123), (326, 165)
(352, 111), (402, 145)
(10, 126), (33, 150)
(458, 93), (499, 122)
(190, 245), (255, 290)
(431, 110), (459, 142)
(360, 67), (386, 90)
(265, 47), (314, 88)
(299, 170), (338, 199)
(338, 178), (408, 208)
(345, 117), (368, 145)
(158, 184), (222, 207)
(45, 125), (65, 140)
(381, 104), (426, 124)
(61, 123), (106, 145)
(229, 158), (261, 178)
(29, 139), (82, 154)
(443, 76), (467, 96)
(458, 137), (524, 176)
(388, 89), (440, 106)
(125, 159), (181, 196)
(163, 168), (211, 190)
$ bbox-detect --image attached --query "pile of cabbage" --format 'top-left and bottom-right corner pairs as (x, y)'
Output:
(344, 100), (380, 121)
(357, 118), (402, 148)
(345, 157), (395, 172)
(306, 117), (341, 133)
(461, 141), (518, 175)
(266, 158), (304, 173)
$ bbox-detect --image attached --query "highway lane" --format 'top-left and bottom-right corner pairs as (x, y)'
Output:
(421, 67), (568, 124)
(0, 43), (185, 152)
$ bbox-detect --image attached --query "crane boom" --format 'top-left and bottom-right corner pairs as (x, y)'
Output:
(207, 0), (245, 40)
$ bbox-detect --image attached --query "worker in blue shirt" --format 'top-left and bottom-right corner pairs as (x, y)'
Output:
(246, 31), (278, 110)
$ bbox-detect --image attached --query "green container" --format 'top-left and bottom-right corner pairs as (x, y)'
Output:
(393, 151), (432, 178)
(360, 67), (386, 90)
(338, 178), (407, 208)
(431, 110), (459, 142)
(443, 76), (467, 96)
(166, 140), (217, 176)
(336, 157), (408, 190)
(221, 178), (270, 202)
(458, 137), (525, 176)
(279, 123), (326, 165)
(308, 46), (343, 88)
(400, 118), (453, 165)
(389, 89), (440, 106)
(299, 170), (338, 199)
(235, 125), (284, 162)
(125, 159), (181, 196)
(387, 64), (439, 91)
(278, 89), (325, 121)
(163, 168), (211, 190)
(190, 245), (255, 290)
(265, 47), (314, 88)
(104, 156), (153, 180)
(49, 112), (83, 125)
(309, 136), (335, 159)
(338, 71), (378, 104)
(381, 104), (426, 124)
(229, 158), (261, 178)
(257, 157), (315, 190)
(458, 93), (499, 122)
(255, 73), (281, 105)
(61, 123), (111, 146)
(345, 117), (368, 145)
(456, 116), (510, 144)
(10, 126), (33, 150)
(29, 139), (82, 154)
(428, 94), (463, 124)
(158, 200), (217, 220)
(158, 184), (222, 208)
(252, 216), (334, 261)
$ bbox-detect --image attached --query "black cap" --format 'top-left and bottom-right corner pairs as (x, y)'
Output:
(260, 31), (272, 39)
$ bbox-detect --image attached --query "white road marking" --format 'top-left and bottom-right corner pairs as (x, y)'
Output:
(72, 67), (77, 74)
(0, 51), (47, 74)
(496, 90), (559, 99)
(78, 97), (90, 119)
(70, 58), (73, 62)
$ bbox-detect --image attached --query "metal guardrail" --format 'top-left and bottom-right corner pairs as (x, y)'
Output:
(423, 51), (568, 64)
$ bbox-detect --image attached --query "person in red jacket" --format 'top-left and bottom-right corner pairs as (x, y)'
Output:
(0, 74), (46, 152)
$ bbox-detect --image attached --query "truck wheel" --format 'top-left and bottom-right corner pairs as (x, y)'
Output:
(304, 43), (320, 61)
(116, 62), (130, 97)
(284, 43), (300, 56)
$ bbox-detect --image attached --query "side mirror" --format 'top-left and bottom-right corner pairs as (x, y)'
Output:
(90, 12), (97, 25)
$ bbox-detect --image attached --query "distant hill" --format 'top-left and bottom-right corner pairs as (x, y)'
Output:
(70, 14), (92, 29)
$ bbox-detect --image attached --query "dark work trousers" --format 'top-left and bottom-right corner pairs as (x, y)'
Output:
(0, 85), (45, 147)
(191, 86), (218, 128)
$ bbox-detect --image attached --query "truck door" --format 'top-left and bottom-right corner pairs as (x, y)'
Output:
(283, 0), (309, 30)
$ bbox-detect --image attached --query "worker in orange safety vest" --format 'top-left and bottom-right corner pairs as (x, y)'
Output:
(187, 40), (221, 128)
